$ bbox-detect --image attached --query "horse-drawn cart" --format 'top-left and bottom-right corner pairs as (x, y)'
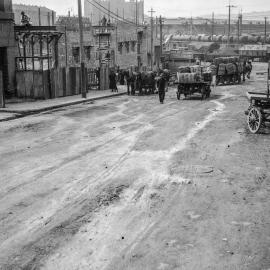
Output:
(176, 68), (212, 100)
(177, 81), (211, 100)
(245, 63), (270, 134)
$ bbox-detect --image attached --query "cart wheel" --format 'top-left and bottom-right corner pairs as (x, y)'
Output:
(177, 91), (181, 100)
(247, 107), (263, 134)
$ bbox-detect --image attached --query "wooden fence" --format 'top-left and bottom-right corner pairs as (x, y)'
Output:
(16, 65), (109, 99)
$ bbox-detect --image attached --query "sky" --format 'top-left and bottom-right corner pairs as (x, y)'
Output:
(12, 0), (270, 17)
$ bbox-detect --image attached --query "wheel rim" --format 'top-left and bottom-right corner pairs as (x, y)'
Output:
(247, 107), (262, 133)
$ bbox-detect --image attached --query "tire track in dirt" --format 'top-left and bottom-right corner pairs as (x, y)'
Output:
(0, 92), (226, 269)
(40, 93), (230, 270)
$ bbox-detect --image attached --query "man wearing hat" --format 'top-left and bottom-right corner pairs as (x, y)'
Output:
(158, 72), (166, 104)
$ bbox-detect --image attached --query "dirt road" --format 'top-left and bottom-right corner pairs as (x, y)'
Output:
(1, 63), (270, 270)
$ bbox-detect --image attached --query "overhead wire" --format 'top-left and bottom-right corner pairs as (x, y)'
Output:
(90, 0), (137, 25)
(86, 0), (135, 26)
(85, 0), (141, 26)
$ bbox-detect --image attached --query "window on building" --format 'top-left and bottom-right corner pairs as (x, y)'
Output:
(137, 43), (141, 54)
(72, 47), (80, 63)
(118, 42), (123, 54)
(131, 41), (136, 52)
(125, 42), (130, 54)
(0, 1), (4, 11)
(84, 46), (91, 61)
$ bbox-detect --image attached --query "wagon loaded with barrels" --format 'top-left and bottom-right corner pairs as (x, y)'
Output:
(245, 63), (270, 134)
(214, 57), (244, 85)
(175, 65), (212, 100)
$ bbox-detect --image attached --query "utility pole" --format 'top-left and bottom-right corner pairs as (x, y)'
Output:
(135, 0), (140, 70)
(52, 11), (55, 26)
(135, 0), (138, 26)
(227, 3), (237, 46)
(65, 25), (68, 67)
(237, 15), (240, 45)
(156, 16), (158, 38)
(47, 12), (51, 27)
(116, 9), (118, 67)
(211, 12), (215, 40)
(239, 10), (242, 37)
(78, 0), (87, 98)
(265, 17), (267, 44)
(190, 16), (193, 35)
(38, 8), (41, 26)
(108, 1), (111, 22)
(159, 15), (163, 69)
(148, 8), (155, 70)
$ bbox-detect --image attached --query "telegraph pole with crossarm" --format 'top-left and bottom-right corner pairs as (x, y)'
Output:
(227, 3), (237, 46)
(148, 8), (155, 70)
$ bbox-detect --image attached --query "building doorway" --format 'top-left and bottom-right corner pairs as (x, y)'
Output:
(0, 47), (9, 98)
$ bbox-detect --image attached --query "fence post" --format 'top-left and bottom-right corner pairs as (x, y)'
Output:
(0, 70), (5, 108)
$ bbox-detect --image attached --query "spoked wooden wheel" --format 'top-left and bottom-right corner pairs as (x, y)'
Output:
(247, 107), (263, 134)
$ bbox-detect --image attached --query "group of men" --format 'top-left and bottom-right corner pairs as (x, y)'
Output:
(108, 69), (170, 104)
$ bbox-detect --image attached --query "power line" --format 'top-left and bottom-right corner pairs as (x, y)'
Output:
(87, 0), (136, 26)
(86, 0), (140, 26)
(86, 0), (134, 26)
(91, 0), (138, 25)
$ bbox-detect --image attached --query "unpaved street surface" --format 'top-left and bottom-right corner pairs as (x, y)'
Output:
(1, 63), (270, 270)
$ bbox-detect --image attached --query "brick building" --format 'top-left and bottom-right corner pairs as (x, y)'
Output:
(113, 22), (159, 70)
(56, 15), (160, 71)
(92, 20), (160, 70)
(13, 4), (56, 26)
(56, 16), (95, 68)
(0, 0), (16, 97)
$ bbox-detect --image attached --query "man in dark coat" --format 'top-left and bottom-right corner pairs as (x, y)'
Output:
(136, 72), (143, 95)
(158, 73), (166, 104)
(130, 72), (136, 95)
(109, 70), (118, 92)
(125, 70), (131, 95)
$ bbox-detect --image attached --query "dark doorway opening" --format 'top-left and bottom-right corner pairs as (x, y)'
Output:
(0, 47), (9, 98)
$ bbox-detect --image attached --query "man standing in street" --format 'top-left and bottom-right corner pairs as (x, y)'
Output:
(158, 72), (166, 104)
(109, 69), (118, 92)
